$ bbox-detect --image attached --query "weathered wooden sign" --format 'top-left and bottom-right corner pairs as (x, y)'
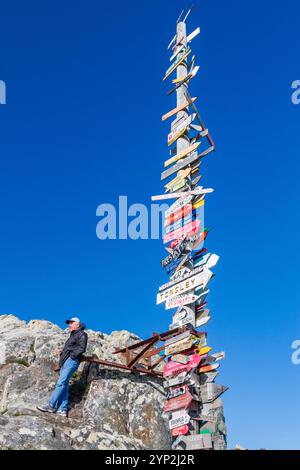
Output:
(166, 293), (199, 310)
(161, 149), (200, 180)
(169, 28), (200, 62)
(163, 47), (191, 81)
(171, 424), (189, 437)
(163, 371), (188, 389)
(169, 310), (195, 329)
(163, 354), (202, 377)
(199, 363), (220, 374)
(164, 142), (200, 168)
(162, 97), (197, 122)
(181, 434), (213, 450)
(164, 204), (192, 227)
(199, 371), (219, 385)
(165, 337), (194, 356)
(163, 390), (193, 412)
(152, 186), (213, 201)
(165, 330), (191, 347)
(168, 65), (200, 96)
(165, 194), (193, 217)
(171, 354), (190, 365)
(166, 385), (187, 400)
(168, 113), (196, 146)
(169, 411), (190, 430)
(157, 270), (212, 304)
(199, 383), (228, 403)
(163, 219), (201, 244)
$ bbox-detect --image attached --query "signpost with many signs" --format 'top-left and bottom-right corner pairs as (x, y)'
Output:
(153, 7), (228, 450)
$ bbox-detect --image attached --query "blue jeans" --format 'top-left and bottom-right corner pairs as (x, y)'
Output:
(49, 357), (79, 412)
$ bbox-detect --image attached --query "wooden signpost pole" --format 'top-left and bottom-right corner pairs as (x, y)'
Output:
(154, 8), (228, 450)
(174, 20), (198, 436)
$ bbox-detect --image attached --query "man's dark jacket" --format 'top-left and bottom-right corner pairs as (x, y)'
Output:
(59, 324), (88, 368)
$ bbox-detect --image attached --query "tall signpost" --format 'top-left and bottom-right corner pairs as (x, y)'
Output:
(152, 8), (228, 450)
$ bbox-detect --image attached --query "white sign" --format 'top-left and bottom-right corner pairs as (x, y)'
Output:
(165, 194), (193, 218)
(166, 294), (199, 310)
(169, 411), (190, 430)
(151, 186), (213, 201)
(157, 269), (213, 305)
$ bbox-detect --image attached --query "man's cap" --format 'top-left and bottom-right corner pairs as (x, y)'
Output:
(66, 317), (81, 324)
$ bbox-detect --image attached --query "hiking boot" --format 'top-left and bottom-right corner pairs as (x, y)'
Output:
(56, 409), (68, 417)
(36, 404), (56, 413)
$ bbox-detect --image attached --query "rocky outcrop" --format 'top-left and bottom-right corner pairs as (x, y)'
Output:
(0, 315), (171, 450)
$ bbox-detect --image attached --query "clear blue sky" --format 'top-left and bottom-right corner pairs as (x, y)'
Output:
(0, 0), (300, 450)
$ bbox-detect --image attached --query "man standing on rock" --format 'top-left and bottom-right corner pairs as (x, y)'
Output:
(37, 317), (88, 418)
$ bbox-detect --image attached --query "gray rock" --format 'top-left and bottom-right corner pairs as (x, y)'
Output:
(0, 315), (170, 450)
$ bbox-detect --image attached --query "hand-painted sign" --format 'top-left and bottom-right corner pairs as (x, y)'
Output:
(165, 330), (191, 347)
(171, 424), (189, 437)
(163, 371), (188, 389)
(163, 390), (193, 412)
(168, 113), (196, 146)
(171, 354), (190, 365)
(163, 354), (202, 377)
(165, 337), (194, 356)
(162, 97), (197, 122)
(163, 47), (191, 81)
(182, 434), (213, 450)
(199, 371), (219, 385)
(166, 293), (199, 310)
(163, 219), (201, 244)
(161, 149), (200, 180)
(199, 363), (220, 374)
(170, 309), (195, 329)
(199, 383), (228, 403)
(164, 142), (200, 168)
(168, 66), (200, 96)
(169, 411), (190, 430)
(157, 270), (212, 304)
(151, 186), (213, 201)
(165, 194), (193, 218)
(166, 385), (188, 400)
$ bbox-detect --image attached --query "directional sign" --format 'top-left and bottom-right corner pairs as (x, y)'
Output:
(163, 390), (193, 412)
(186, 27), (201, 44)
(165, 337), (194, 356)
(157, 270), (212, 304)
(179, 434), (213, 451)
(163, 219), (201, 244)
(168, 113), (196, 146)
(164, 204), (193, 228)
(163, 354), (202, 378)
(165, 331), (191, 347)
(171, 354), (190, 365)
(163, 371), (188, 389)
(151, 186), (213, 201)
(164, 142), (200, 168)
(196, 313), (211, 328)
(168, 66), (200, 96)
(166, 293), (199, 310)
(165, 194), (193, 218)
(169, 310), (195, 329)
(166, 385), (188, 400)
(199, 371), (219, 385)
(165, 168), (192, 190)
(163, 47), (191, 81)
(199, 383), (228, 403)
(169, 411), (190, 430)
(162, 97), (197, 122)
(161, 149), (200, 180)
(171, 424), (189, 437)
(199, 363), (220, 374)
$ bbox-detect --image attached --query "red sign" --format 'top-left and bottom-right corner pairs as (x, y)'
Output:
(164, 220), (201, 244)
(163, 391), (193, 412)
(171, 424), (189, 437)
(165, 204), (193, 228)
(163, 354), (202, 377)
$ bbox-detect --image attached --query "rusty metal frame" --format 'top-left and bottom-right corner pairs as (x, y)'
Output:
(82, 325), (196, 378)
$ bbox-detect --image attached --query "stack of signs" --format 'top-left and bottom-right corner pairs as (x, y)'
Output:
(155, 11), (228, 450)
